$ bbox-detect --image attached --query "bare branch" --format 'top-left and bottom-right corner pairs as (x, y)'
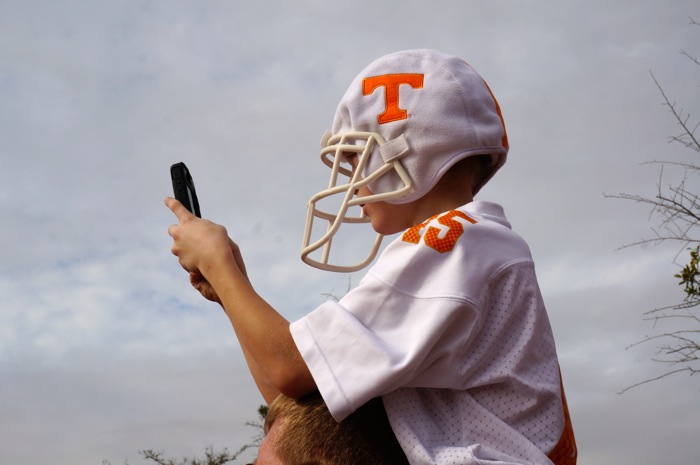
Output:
(681, 49), (700, 67)
(618, 367), (698, 394)
(650, 71), (700, 152)
(612, 29), (700, 392)
(641, 159), (700, 171)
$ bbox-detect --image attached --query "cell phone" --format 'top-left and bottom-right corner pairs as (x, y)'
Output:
(170, 162), (201, 217)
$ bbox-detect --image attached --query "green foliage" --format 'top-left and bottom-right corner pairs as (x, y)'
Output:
(257, 404), (269, 420)
(138, 446), (243, 465)
(102, 444), (252, 465)
(103, 405), (268, 465)
(675, 245), (700, 303)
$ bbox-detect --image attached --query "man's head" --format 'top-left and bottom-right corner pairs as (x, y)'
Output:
(253, 393), (408, 465)
(302, 49), (508, 272)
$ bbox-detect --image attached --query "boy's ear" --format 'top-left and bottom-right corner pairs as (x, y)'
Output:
(469, 154), (500, 194)
(448, 155), (492, 193)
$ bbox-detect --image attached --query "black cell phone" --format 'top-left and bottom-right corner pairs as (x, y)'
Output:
(170, 162), (201, 217)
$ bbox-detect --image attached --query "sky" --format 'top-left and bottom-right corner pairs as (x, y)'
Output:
(1, 1), (699, 464)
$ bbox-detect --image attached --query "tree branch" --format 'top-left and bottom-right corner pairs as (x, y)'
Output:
(618, 367), (698, 394)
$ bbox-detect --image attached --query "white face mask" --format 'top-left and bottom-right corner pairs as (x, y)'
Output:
(301, 131), (413, 272)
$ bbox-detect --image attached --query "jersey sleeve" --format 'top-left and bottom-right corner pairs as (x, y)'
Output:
(290, 272), (481, 421)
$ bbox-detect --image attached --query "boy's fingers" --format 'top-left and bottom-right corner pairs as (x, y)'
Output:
(167, 223), (178, 239)
(165, 197), (194, 223)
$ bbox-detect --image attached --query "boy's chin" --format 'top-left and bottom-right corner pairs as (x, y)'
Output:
(370, 220), (404, 236)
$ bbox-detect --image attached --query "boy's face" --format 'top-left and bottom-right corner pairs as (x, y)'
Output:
(348, 154), (423, 235)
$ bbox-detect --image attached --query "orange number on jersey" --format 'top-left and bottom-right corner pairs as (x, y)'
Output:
(402, 210), (476, 253)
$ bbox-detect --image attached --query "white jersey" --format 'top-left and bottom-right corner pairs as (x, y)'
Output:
(290, 201), (576, 465)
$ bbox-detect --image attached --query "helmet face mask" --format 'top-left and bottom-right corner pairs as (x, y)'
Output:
(301, 131), (414, 272)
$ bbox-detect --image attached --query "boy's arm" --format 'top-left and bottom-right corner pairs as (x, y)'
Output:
(205, 250), (317, 403)
(166, 197), (317, 404)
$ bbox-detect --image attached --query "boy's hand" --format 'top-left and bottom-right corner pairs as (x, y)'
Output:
(189, 271), (221, 304)
(165, 197), (248, 298)
(187, 238), (251, 304)
(166, 196), (231, 271)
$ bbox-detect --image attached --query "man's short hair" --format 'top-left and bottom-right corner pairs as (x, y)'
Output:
(265, 392), (409, 465)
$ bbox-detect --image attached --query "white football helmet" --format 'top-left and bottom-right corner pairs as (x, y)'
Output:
(301, 49), (509, 272)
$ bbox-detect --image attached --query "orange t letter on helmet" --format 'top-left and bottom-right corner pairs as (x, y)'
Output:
(363, 74), (424, 124)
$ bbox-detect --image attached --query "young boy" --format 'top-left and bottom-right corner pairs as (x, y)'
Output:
(167, 49), (576, 464)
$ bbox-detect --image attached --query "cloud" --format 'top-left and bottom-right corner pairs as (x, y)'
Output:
(2, 1), (700, 464)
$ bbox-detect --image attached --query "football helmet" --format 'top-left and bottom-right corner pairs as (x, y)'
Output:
(301, 49), (509, 272)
